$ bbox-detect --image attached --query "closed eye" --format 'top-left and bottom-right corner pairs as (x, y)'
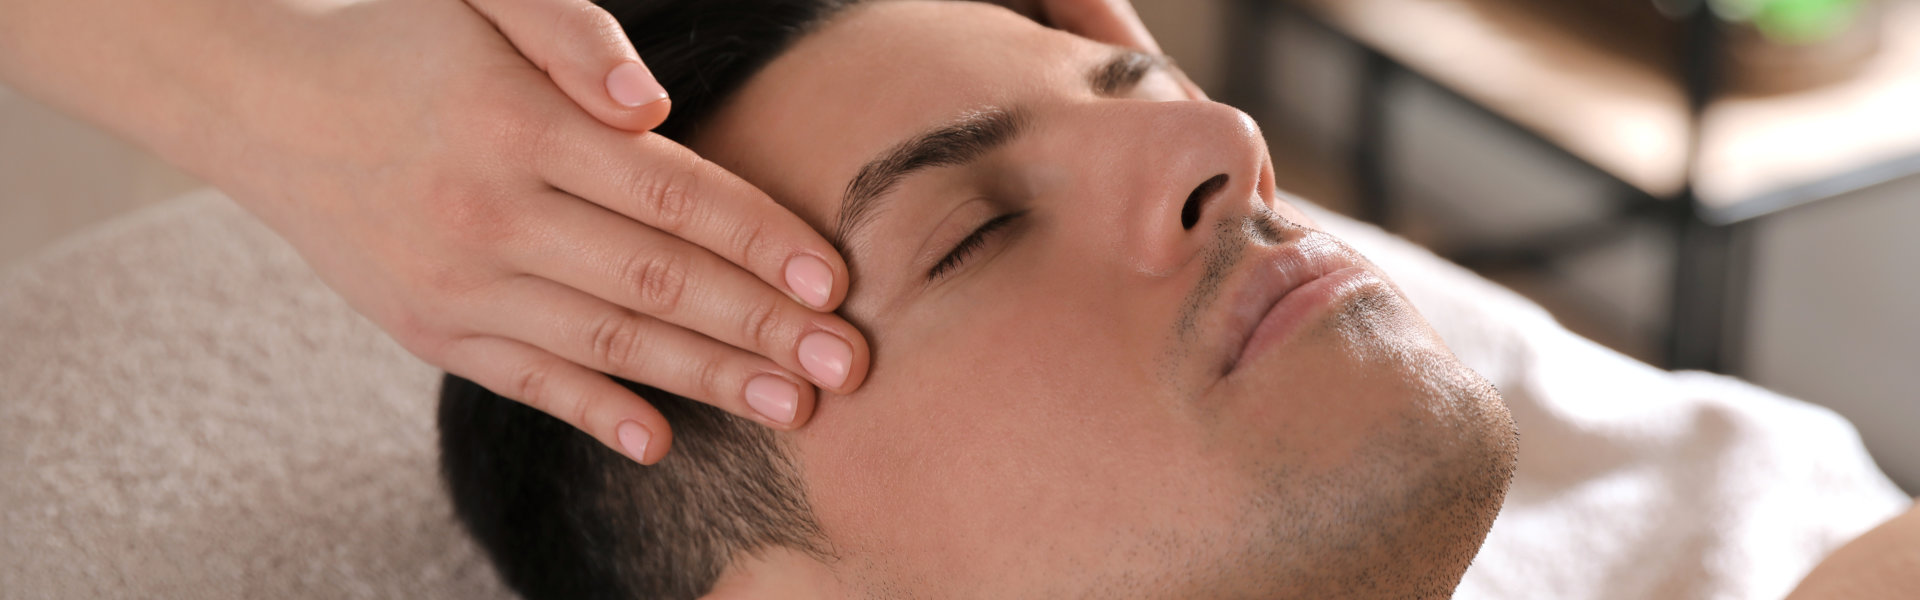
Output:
(928, 211), (1024, 280)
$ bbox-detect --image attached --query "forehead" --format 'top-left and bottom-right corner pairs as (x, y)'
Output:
(690, 0), (1096, 237)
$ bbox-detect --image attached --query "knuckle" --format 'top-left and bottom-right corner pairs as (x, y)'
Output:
(740, 300), (787, 352)
(587, 312), (650, 369)
(416, 260), (474, 298)
(620, 251), (690, 315)
(693, 355), (730, 405)
(423, 184), (515, 247)
(440, 75), (552, 152)
(401, 225), (505, 299)
(559, 375), (592, 432)
(508, 361), (555, 413)
(733, 219), (777, 273)
(631, 167), (701, 233)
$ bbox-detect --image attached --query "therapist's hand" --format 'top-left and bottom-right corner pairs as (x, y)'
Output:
(212, 0), (869, 465)
(426, 0), (1157, 465)
(0, 0), (1155, 467)
(995, 0), (1163, 53)
(381, 0), (870, 462)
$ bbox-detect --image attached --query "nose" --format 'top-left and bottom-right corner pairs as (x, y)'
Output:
(1069, 101), (1271, 277)
(1181, 173), (1231, 231)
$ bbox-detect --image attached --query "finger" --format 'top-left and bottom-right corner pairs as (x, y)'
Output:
(1042, 0), (1163, 54)
(992, 0), (1045, 19)
(535, 123), (854, 314)
(464, 0), (671, 132)
(440, 335), (676, 464)
(504, 192), (869, 393)
(465, 275), (823, 429)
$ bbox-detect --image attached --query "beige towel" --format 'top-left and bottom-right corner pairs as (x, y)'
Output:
(0, 190), (509, 599)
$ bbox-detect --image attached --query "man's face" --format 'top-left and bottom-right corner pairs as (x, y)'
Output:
(694, 2), (1517, 597)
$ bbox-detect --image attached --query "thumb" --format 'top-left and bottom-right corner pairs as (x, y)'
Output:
(1040, 0), (1163, 54)
(465, 0), (671, 132)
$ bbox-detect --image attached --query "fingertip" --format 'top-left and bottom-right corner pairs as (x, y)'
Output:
(783, 254), (837, 310)
(616, 419), (654, 463)
(607, 61), (667, 108)
(824, 253), (852, 310)
(807, 247), (856, 312)
(598, 62), (673, 132)
(752, 373), (821, 431)
(744, 373), (807, 429)
(631, 96), (672, 131)
(838, 331), (872, 394)
(617, 417), (676, 465)
(788, 382), (818, 428)
(1126, 30), (1164, 56)
(1045, 0), (1162, 54)
(805, 326), (871, 396)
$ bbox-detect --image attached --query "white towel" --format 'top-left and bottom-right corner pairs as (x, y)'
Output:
(1308, 203), (1912, 600)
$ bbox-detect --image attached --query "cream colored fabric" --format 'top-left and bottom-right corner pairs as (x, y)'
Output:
(0, 189), (1906, 599)
(0, 190), (509, 599)
(1317, 202), (1912, 600)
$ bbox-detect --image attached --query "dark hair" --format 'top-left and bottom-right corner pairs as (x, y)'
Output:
(438, 375), (824, 599)
(438, 1), (858, 598)
(604, 0), (864, 144)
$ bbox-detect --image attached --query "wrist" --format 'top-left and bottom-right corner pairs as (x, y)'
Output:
(0, 0), (316, 190)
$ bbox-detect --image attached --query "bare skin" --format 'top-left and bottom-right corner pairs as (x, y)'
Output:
(680, 3), (1519, 597)
(0, 0), (1154, 463)
(1787, 500), (1920, 600)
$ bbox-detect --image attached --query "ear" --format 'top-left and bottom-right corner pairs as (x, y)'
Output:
(700, 546), (841, 600)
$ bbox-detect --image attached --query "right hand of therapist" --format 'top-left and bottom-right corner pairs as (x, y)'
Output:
(218, 0), (868, 464)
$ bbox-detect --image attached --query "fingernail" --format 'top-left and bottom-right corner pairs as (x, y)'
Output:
(745, 375), (800, 425)
(798, 331), (853, 389)
(616, 420), (652, 463)
(784, 254), (834, 309)
(606, 62), (668, 108)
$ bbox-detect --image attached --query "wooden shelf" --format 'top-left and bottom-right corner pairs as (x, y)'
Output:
(1284, 0), (1920, 223)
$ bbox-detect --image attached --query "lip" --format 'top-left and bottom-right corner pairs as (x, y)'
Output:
(1220, 233), (1372, 372)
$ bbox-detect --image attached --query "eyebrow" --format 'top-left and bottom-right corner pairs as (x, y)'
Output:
(1090, 49), (1167, 95)
(830, 48), (1168, 251)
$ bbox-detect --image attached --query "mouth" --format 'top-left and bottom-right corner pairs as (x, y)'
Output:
(1220, 232), (1377, 373)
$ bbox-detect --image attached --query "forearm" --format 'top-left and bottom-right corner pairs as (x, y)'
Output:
(1786, 500), (1920, 600)
(0, 0), (317, 181)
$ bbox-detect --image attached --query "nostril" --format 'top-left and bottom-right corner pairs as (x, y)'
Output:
(1181, 173), (1230, 230)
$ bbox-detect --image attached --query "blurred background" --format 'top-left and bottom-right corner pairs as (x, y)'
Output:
(1131, 0), (1920, 492)
(2, 0), (1913, 491)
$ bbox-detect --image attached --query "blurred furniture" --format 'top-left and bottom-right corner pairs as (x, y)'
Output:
(1228, 0), (1920, 373)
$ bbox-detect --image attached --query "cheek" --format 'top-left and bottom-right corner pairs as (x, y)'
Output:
(790, 278), (1243, 585)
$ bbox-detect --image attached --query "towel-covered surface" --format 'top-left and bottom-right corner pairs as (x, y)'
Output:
(0, 190), (509, 599)
(1321, 205), (1913, 600)
(0, 189), (1906, 599)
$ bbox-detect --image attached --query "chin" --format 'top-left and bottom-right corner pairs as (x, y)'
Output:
(1226, 283), (1519, 599)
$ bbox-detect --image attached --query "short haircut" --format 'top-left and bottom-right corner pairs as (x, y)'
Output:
(437, 1), (861, 598)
